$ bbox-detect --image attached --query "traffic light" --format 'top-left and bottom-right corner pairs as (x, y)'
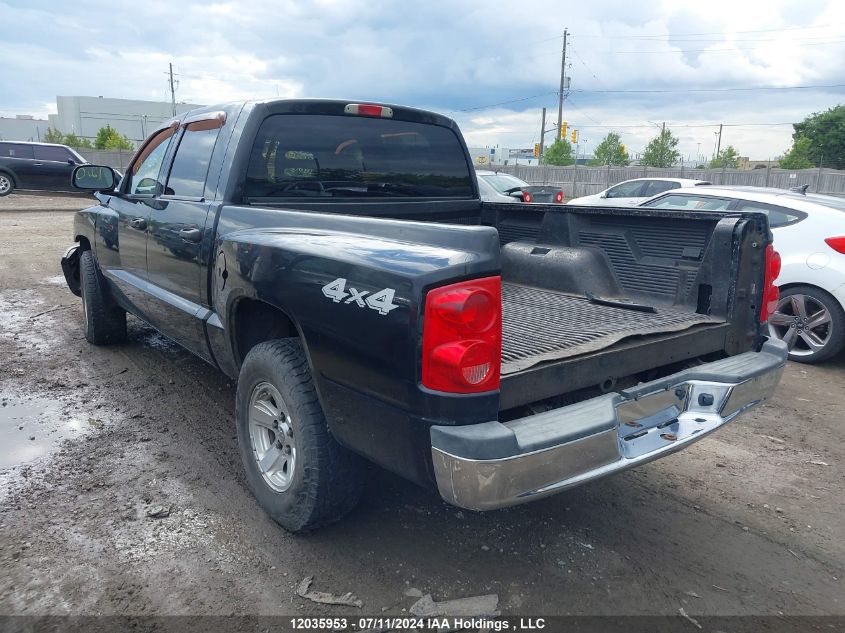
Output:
(570, 129), (578, 143)
(560, 121), (568, 138)
(533, 143), (540, 158)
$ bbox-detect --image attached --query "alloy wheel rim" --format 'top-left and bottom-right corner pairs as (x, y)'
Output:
(248, 381), (296, 492)
(0, 176), (10, 193)
(767, 293), (832, 357)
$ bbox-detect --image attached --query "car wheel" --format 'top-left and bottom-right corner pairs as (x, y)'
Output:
(235, 339), (365, 532)
(768, 285), (845, 364)
(79, 250), (127, 345)
(0, 173), (13, 197)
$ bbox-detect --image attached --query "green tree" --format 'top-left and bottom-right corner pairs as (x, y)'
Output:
(542, 139), (574, 166)
(591, 132), (629, 166)
(641, 128), (680, 167)
(792, 104), (845, 167)
(709, 145), (741, 169)
(42, 127), (65, 143)
(62, 132), (93, 149)
(94, 125), (134, 150)
(779, 137), (815, 169)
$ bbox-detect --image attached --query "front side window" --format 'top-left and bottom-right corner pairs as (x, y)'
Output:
(643, 194), (733, 211)
(34, 145), (73, 162)
(165, 122), (222, 198)
(606, 181), (648, 198)
(244, 114), (473, 199)
(128, 129), (175, 195)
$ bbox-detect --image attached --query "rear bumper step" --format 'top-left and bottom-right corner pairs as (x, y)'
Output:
(431, 338), (788, 510)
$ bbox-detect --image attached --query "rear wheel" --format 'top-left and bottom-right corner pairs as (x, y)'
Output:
(235, 339), (364, 532)
(79, 250), (127, 345)
(0, 173), (13, 197)
(768, 285), (845, 363)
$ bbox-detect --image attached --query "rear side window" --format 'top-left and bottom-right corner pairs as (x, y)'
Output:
(34, 145), (72, 162)
(166, 122), (222, 198)
(733, 201), (807, 228)
(643, 194), (733, 211)
(244, 114), (473, 199)
(643, 180), (680, 196)
(606, 181), (647, 198)
(0, 143), (34, 159)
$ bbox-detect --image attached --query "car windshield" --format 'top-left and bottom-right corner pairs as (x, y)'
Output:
(480, 173), (529, 194)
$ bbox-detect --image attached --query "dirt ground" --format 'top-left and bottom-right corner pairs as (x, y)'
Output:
(1, 195), (843, 620)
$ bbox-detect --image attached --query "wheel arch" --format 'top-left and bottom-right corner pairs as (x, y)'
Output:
(229, 297), (303, 368)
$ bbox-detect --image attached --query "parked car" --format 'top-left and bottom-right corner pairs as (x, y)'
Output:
(568, 177), (711, 207)
(476, 169), (564, 203)
(60, 99), (785, 532)
(0, 141), (88, 196)
(641, 185), (845, 363)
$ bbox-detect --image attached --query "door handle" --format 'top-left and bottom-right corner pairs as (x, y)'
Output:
(179, 228), (202, 243)
(33, 162), (43, 166)
(129, 218), (147, 230)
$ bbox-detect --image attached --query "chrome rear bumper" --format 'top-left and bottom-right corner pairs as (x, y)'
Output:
(431, 338), (788, 511)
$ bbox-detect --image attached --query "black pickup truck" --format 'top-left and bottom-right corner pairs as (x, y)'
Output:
(61, 99), (787, 532)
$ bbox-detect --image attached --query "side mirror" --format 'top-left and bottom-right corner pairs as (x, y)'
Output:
(72, 165), (116, 192)
(600, 191), (609, 198)
(67, 158), (76, 165)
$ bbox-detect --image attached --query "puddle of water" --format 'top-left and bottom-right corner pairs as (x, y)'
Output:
(0, 396), (86, 470)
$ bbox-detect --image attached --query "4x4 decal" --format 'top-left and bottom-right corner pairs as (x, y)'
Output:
(321, 277), (399, 315)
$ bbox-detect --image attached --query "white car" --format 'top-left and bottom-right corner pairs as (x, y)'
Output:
(641, 185), (845, 363)
(568, 177), (711, 207)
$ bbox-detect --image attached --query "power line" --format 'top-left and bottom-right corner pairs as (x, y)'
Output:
(602, 39), (845, 53)
(448, 91), (558, 113)
(573, 24), (833, 38)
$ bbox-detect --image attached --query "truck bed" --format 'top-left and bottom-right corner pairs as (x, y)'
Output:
(501, 282), (722, 374)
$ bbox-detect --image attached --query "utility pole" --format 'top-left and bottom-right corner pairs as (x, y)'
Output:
(556, 29), (568, 136)
(168, 63), (177, 116)
(539, 107), (547, 160)
(715, 123), (723, 160)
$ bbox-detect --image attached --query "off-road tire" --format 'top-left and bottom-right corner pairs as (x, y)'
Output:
(79, 250), (127, 345)
(235, 339), (365, 532)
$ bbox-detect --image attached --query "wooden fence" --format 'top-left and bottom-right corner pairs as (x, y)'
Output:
(498, 164), (845, 198)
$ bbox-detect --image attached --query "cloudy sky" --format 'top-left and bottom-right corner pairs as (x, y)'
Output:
(1, 0), (844, 161)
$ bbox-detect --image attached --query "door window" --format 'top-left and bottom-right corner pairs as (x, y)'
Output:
(643, 180), (680, 196)
(127, 129), (175, 195)
(0, 143), (35, 159)
(643, 194), (733, 210)
(606, 181), (648, 198)
(34, 145), (73, 162)
(733, 201), (807, 227)
(165, 122), (222, 198)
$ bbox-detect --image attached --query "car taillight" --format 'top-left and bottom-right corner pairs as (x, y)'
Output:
(825, 236), (845, 254)
(344, 103), (394, 118)
(523, 191), (533, 203)
(760, 244), (781, 323)
(422, 276), (501, 393)
(555, 190), (564, 203)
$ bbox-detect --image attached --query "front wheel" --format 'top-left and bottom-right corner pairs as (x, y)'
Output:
(235, 339), (364, 532)
(79, 250), (126, 345)
(768, 285), (845, 363)
(0, 173), (13, 197)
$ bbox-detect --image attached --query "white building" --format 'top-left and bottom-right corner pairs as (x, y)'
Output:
(0, 96), (203, 145)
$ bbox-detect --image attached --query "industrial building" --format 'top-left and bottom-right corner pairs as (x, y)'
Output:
(0, 96), (203, 146)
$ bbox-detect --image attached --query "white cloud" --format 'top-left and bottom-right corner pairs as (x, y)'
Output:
(0, 0), (843, 158)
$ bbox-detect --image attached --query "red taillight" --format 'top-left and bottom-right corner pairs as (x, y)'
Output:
(760, 244), (781, 323)
(555, 190), (564, 203)
(422, 276), (501, 393)
(523, 191), (533, 203)
(825, 236), (845, 254)
(344, 103), (394, 118)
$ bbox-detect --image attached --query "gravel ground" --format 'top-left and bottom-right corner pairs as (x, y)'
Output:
(0, 199), (843, 620)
